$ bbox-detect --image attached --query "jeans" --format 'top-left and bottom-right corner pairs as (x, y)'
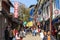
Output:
(32, 30), (36, 36)
(12, 37), (15, 40)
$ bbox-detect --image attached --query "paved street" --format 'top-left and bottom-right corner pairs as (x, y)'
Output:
(23, 33), (42, 40)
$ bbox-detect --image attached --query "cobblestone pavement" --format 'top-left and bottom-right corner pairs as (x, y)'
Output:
(23, 33), (42, 40)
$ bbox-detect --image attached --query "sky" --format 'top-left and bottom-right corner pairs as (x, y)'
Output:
(18, 0), (37, 7)
(10, 0), (37, 13)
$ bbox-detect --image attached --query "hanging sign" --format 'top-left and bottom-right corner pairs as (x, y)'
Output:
(14, 2), (18, 18)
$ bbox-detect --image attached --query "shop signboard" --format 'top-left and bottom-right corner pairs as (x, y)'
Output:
(14, 2), (18, 18)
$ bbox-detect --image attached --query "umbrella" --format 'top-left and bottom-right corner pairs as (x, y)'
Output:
(26, 21), (33, 27)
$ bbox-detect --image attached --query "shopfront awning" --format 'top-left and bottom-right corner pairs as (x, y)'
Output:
(52, 17), (59, 25)
(2, 8), (21, 24)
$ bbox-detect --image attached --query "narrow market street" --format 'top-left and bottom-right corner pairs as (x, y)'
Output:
(0, 0), (60, 40)
(23, 33), (41, 40)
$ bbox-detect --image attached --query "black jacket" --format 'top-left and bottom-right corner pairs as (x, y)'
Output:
(4, 29), (9, 39)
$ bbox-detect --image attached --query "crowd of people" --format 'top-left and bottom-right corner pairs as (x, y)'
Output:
(4, 25), (25, 40)
(4, 24), (60, 40)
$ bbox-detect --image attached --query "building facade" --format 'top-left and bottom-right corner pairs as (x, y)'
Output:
(37, 0), (60, 21)
(0, 0), (13, 40)
(37, 0), (60, 30)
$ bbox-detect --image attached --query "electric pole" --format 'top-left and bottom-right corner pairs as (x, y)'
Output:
(50, 0), (52, 32)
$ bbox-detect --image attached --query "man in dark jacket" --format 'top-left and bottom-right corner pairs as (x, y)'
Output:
(4, 27), (9, 40)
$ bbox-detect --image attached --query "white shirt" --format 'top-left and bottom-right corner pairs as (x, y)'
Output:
(15, 33), (20, 39)
(40, 32), (44, 39)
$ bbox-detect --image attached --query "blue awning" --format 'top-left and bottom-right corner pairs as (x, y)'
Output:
(52, 18), (58, 25)
(30, 8), (35, 16)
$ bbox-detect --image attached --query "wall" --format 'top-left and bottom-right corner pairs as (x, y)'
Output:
(0, 0), (10, 40)
(0, 15), (8, 40)
(0, 0), (2, 11)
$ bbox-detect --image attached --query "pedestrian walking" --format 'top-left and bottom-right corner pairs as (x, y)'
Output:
(44, 25), (46, 31)
(20, 29), (24, 40)
(40, 30), (44, 40)
(16, 32), (20, 40)
(32, 27), (36, 36)
(4, 27), (9, 40)
(43, 31), (47, 40)
(38, 28), (41, 33)
(22, 30), (26, 37)
(9, 28), (13, 40)
(12, 28), (18, 40)
(47, 30), (56, 40)
(43, 30), (56, 40)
